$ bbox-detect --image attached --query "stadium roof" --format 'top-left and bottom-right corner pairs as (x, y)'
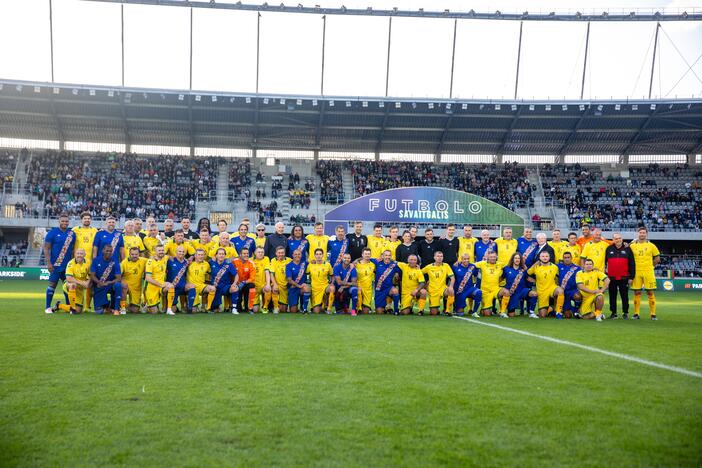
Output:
(1, 79), (701, 156)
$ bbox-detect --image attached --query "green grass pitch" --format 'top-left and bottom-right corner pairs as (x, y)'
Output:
(1, 280), (701, 466)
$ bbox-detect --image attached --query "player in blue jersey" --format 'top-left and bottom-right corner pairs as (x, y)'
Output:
(43, 213), (76, 314)
(557, 251), (582, 318)
(327, 225), (349, 268)
(517, 227), (539, 268)
(371, 249), (401, 315)
(206, 248), (239, 313)
(499, 252), (537, 318)
(333, 253), (359, 315)
(89, 244), (123, 315)
(165, 245), (190, 315)
(286, 249), (310, 313)
(92, 216), (125, 263)
(287, 224), (309, 262)
(474, 229), (498, 263)
(452, 253), (483, 317)
(232, 223), (256, 257)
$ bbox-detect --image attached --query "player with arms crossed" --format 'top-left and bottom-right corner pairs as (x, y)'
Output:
(629, 226), (661, 320)
(421, 250), (455, 316)
(120, 246), (148, 314)
(397, 255), (427, 315)
(475, 250), (503, 316)
(307, 248), (335, 314)
(527, 250), (565, 319)
(576, 259), (610, 321)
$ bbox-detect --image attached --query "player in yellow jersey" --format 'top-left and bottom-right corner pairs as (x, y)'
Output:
(307, 248), (335, 314)
(527, 250), (565, 319)
(122, 220), (145, 257)
(119, 246), (148, 313)
(368, 224), (387, 259)
(144, 245), (172, 314)
(251, 246), (271, 313)
(495, 227), (518, 266)
(306, 222), (330, 259)
(165, 229), (196, 257)
(581, 228), (609, 272)
(562, 232), (582, 266)
(353, 248), (376, 314)
(548, 229), (569, 263)
(458, 225), (478, 264)
(208, 232), (238, 261)
(629, 226), (660, 320)
(576, 259), (610, 321)
(254, 224), (267, 251)
(191, 228), (216, 260)
(54, 248), (90, 314)
(397, 255), (427, 315)
(269, 246), (291, 313)
(72, 211), (98, 310)
(475, 251), (504, 316)
(142, 224), (162, 258)
(385, 226), (401, 260)
(421, 250), (455, 316)
(185, 248), (212, 313)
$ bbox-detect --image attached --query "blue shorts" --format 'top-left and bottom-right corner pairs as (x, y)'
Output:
(374, 287), (393, 309)
(171, 285), (187, 305)
(507, 287), (531, 311)
(209, 284), (232, 309)
(93, 285), (119, 310)
(455, 286), (480, 311)
(48, 268), (67, 284)
(288, 286), (302, 309)
(563, 288), (580, 312)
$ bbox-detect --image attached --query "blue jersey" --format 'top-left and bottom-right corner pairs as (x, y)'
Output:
(517, 237), (539, 267)
(91, 256), (121, 283)
(474, 240), (497, 263)
(166, 257), (189, 288)
(286, 260), (308, 288)
(232, 236), (256, 257)
(452, 262), (479, 293)
(333, 263), (357, 286)
(502, 266), (529, 291)
(327, 237), (349, 267)
(287, 238), (309, 261)
(557, 263), (581, 292)
(93, 229), (124, 262)
(209, 260), (235, 289)
(371, 259), (399, 290)
(44, 227), (76, 269)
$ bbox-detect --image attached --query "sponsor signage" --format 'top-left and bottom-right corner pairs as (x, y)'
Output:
(0, 267), (50, 280)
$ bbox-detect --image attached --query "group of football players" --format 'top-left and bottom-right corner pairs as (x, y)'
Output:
(42, 213), (660, 321)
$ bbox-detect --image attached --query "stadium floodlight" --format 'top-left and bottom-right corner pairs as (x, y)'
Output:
(296, 99), (303, 106)
(511, 104), (517, 111)
(312, 99), (318, 106)
(54, 88), (61, 95)
(428, 103), (434, 109)
(362, 101), (368, 108)
(34, 86), (41, 93)
(528, 104), (535, 111)
(597, 104), (603, 111)
(346, 101), (351, 107)
(395, 102), (401, 109)
(632, 104), (638, 110)
(545, 104), (551, 111)
(650, 104), (656, 110)
(280, 98), (286, 105)
(494, 104), (500, 110)
(211, 95), (217, 102)
(329, 100), (335, 107)
(615, 104), (621, 111)
(462, 103), (468, 110)
(561, 104), (568, 111)
(579, 104), (586, 111)
(263, 97), (269, 104)
(195, 95), (201, 102)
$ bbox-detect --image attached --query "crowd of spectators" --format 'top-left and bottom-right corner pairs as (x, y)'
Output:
(289, 214), (317, 225)
(289, 189), (312, 209)
(656, 254), (702, 278)
(542, 163), (702, 231)
(228, 159), (252, 201)
(0, 240), (28, 268)
(0, 149), (21, 187)
(316, 161), (344, 204)
(26, 151), (221, 220)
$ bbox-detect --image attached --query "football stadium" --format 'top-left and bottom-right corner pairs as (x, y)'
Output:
(1, 0), (701, 465)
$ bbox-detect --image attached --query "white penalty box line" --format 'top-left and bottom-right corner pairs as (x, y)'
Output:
(452, 316), (702, 379)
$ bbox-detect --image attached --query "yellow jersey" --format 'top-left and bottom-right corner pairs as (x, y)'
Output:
(307, 261), (333, 289)
(306, 234), (330, 258)
(269, 257), (291, 287)
(165, 239), (196, 258)
(355, 261), (376, 291)
(142, 236), (162, 258)
(72, 226), (98, 260)
(458, 237), (477, 263)
(208, 244), (238, 260)
(527, 263), (559, 294)
(475, 261), (503, 291)
(252, 257), (270, 287)
(368, 235), (388, 259)
(495, 238), (518, 266)
(576, 269), (608, 293)
(191, 239), (216, 259)
(187, 260), (211, 286)
(123, 234), (145, 256)
(254, 237), (267, 251)
(145, 256), (168, 284)
(120, 257), (147, 286)
(421, 263), (454, 295)
(397, 262), (425, 291)
(66, 258), (90, 282)
(548, 240), (569, 263)
(385, 239), (401, 260)
(581, 240), (610, 272)
(629, 240), (660, 274)
(561, 243), (582, 266)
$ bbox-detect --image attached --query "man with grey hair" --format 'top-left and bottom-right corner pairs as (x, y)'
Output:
(605, 232), (635, 319)
(534, 232), (555, 265)
(264, 221), (288, 259)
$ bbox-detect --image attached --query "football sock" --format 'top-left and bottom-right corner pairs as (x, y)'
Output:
(301, 291), (310, 311)
(417, 297), (426, 312)
(207, 292), (216, 310)
(473, 290), (483, 314)
(45, 286), (55, 309)
(264, 291), (272, 309)
(446, 295), (455, 313)
(167, 289), (175, 308)
(634, 294), (641, 315)
(555, 294), (565, 313)
(113, 283), (122, 306)
(500, 295), (510, 313)
(230, 291), (239, 308)
(248, 287), (257, 311)
(187, 288), (196, 309)
(648, 293), (656, 317)
(527, 295), (537, 313)
(391, 294), (400, 314)
(595, 308), (602, 317)
(68, 288), (77, 310)
(467, 298), (474, 312)
(350, 287), (358, 310)
(272, 292), (279, 310)
(327, 290), (336, 310)
(85, 288), (93, 309)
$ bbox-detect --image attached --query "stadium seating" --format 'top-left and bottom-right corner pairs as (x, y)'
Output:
(541, 163), (702, 231)
(656, 254), (702, 278)
(315, 160), (344, 204)
(0, 149), (19, 187)
(227, 159), (252, 201)
(26, 151), (221, 219)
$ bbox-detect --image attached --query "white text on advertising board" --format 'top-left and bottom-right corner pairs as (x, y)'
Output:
(368, 199), (482, 220)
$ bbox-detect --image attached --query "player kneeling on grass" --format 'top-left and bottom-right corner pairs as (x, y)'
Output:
(398, 255), (427, 315)
(527, 250), (566, 319)
(185, 248), (211, 313)
(165, 246), (190, 315)
(557, 251), (582, 318)
(120, 247), (147, 314)
(370, 249), (400, 315)
(308, 248), (335, 314)
(475, 251), (503, 317)
(54, 248), (90, 314)
(451, 253), (482, 317)
(206, 248), (239, 314)
(144, 245), (172, 315)
(333, 253), (359, 315)
(286, 249), (310, 314)
(232, 248), (257, 314)
(352, 248), (376, 314)
(576, 259), (610, 321)
(89, 245), (123, 315)
(499, 252), (536, 318)
(269, 246), (291, 314)
(421, 250), (455, 316)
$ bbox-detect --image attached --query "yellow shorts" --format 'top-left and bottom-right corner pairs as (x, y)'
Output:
(537, 285), (558, 309)
(357, 286), (373, 308)
(62, 283), (85, 306)
(481, 287), (499, 309)
(123, 282), (143, 306)
(580, 292), (603, 314)
(631, 271), (656, 290)
(310, 287), (328, 309)
(275, 285), (288, 305)
(428, 291), (446, 308)
(145, 284), (163, 308)
(401, 293), (419, 310)
(252, 282), (266, 306)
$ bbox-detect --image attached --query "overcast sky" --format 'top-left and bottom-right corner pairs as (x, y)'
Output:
(0, 0), (701, 100)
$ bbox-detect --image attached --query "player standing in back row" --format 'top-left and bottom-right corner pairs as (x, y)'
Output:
(629, 226), (660, 320)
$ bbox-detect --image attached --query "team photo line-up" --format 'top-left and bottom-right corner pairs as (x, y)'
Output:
(42, 212), (661, 321)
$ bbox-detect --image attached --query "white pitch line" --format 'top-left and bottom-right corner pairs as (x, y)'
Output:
(452, 316), (702, 379)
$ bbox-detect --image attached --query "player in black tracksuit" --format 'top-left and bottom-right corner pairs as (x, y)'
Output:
(605, 234), (636, 319)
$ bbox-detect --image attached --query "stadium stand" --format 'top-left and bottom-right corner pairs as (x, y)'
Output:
(0, 149), (18, 187)
(656, 254), (702, 278)
(227, 159), (252, 201)
(315, 160), (344, 204)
